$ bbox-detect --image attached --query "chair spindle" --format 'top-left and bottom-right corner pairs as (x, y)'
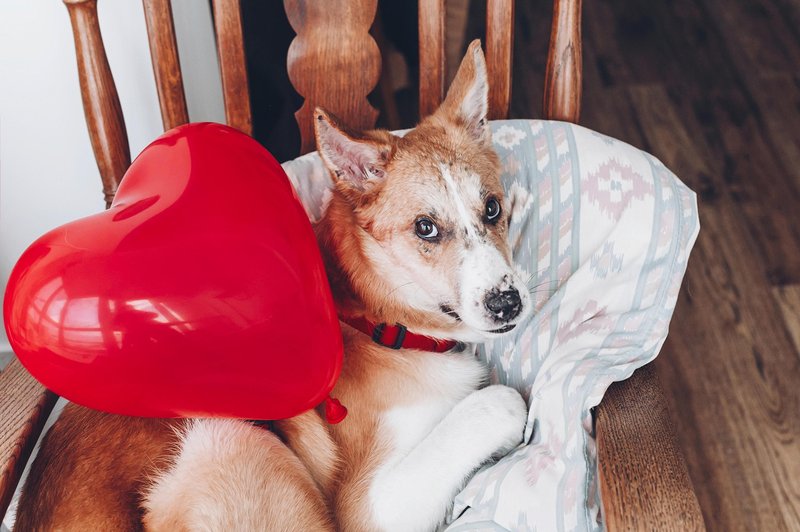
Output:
(418, 0), (446, 119)
(64, 0), (131, 208)
(143, 0), (189, 131)
(212, 0), (253, 136)
(486, 0), (515, 120)
(543, 0), (582, 123)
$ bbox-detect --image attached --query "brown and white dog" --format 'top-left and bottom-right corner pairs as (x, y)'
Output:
(15, 41), (532, 532)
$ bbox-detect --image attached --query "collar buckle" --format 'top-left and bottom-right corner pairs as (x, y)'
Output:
(372, 323), (407, 349)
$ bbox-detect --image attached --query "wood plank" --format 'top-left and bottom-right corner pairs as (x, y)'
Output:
(665, 81), (800, 286)
(773, 285), (800, 357)
(745, 74), (800, 189)
(582, 0), (741, 90)
(0, 360), (57, 518)
(701, 0), (800, 78)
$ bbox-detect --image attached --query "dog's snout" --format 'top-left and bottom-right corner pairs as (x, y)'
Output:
(484, 288), (522, 322)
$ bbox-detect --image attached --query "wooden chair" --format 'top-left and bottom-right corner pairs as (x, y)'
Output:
(0, 0), (705, 529)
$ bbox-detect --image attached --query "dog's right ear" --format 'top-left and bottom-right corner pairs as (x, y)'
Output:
(314, 108), (392, 192)
(436, 40), (490, 145)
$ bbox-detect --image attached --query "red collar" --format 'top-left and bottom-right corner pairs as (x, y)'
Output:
(341, 316), (460, 353)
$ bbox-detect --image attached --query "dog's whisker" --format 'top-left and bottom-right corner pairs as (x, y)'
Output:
(528, 288), (559, 295)
(527, 280), (561, 296)
(523, 268), (551, 283)
(526, 279), (559, 290)
(386, 280), (420, 300)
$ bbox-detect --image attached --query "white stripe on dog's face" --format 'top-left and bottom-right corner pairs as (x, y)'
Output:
(439, 164), (479, 241)
(356, 137), (532, 341)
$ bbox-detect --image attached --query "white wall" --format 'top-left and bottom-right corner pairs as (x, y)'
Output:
(0, 1), (223, 357)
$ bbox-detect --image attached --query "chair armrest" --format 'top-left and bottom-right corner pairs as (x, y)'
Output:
(0, 358), (57, 517)
(596, 363), (706, 531)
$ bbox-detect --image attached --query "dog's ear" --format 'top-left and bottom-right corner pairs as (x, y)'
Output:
(314, 108), (392, 191)
(437, 40), (489, 144)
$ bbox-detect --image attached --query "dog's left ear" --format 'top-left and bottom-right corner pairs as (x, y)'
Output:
(314, 108), (393, 192)
(437, 40), (490, 144)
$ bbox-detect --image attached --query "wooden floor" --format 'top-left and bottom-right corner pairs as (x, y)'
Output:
(510, 0), (800, 530)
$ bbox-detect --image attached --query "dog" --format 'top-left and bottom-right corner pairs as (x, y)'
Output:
(15, 40), (532, 532)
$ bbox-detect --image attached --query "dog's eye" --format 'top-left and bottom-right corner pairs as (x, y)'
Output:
(485, 197), (501, 222)
(415, 218), (439, 239)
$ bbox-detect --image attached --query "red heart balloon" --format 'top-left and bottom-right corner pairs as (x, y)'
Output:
(3, 123), (343, 420)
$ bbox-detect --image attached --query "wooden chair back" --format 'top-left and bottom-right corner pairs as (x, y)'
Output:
(63, 0), (582, 207)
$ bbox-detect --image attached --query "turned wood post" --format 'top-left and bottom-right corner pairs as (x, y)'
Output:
(543, 0), (583, 123)
(418, 0), (446, 119)
(143, 0), (189, 131)
(486, 0), (515, 119)
(64, 0), (131, 208)
(285, 0), (381, 154)
(212, 0), (253, 135)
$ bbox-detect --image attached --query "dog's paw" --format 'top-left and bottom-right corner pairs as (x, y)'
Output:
(462, 385), (527, 458)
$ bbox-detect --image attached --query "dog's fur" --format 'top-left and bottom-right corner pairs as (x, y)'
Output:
(15, 41), (532, 532)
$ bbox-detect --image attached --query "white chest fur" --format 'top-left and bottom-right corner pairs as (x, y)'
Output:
(381, 350), (486, 454)
(367, 349), (488, 531)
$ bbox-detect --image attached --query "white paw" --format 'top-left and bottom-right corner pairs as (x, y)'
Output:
(462, 385), (527, 459)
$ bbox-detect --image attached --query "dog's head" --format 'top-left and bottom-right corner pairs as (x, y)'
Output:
(315, 41), (531, 342)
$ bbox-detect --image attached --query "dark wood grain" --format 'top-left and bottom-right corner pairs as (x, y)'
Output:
(64, 0), (131, 208)
(486, 0), (515, 119)
(773, 285), (800, 356)
(143, 0), (189, 131)
(418, 0), (446, 119)
(597, 365), (706, 531)
(543, 0), (582, 122)
(284, 0), (381, 154)
(212, 0), (253, 136)
(0, 360), (57, 518)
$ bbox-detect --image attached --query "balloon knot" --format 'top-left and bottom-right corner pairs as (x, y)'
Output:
(324, 395), (347, 424)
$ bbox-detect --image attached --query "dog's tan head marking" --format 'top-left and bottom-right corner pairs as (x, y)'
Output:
(316, 40), (532, 342)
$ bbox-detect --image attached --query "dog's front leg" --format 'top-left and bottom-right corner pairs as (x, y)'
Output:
(367, 385), (527, 532)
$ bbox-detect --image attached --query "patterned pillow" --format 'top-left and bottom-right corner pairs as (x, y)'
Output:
(283, 119), (699, 531)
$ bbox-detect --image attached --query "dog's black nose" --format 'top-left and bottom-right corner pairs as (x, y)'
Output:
(484, 288), (522, 322)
